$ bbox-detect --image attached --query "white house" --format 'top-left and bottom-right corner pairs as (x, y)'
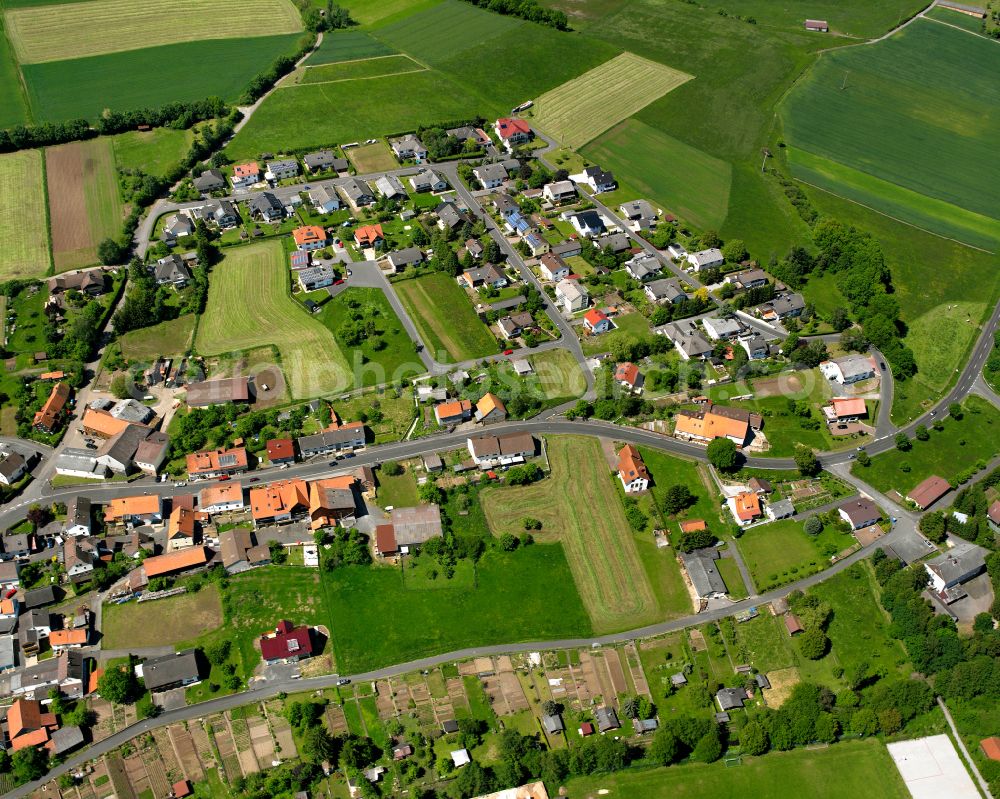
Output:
(555, 279), (588, 313)
(539, 253), (570, 281)
(625, 254), (661, 282)
(390, 134), (428, 161)
(686, 248), (724, 271)
(542, 180), (576, 203)
(308, 186), (341, 213)
(266, 159), (299, 181)
(820, 355), (876, 385)
(617, 444), (649, 493)
(409, 169), (448, 193)
(64, 497), (92, 537)
(569, 210), (605, 238)
(570, 165), (616, 193)
(702, 316), (742, 340)
(473, 163), (508, 190)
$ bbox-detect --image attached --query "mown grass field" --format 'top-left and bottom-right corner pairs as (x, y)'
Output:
(564, 738), (908, 797)
(533, 52), (691, 149)
(691, 0), (924, 38)
(102, 584), (223, 649)
(118, 315), (195, 361)
(5, 0), (301, 63)
(316, 287), (424, 386)
(320, 546), (591, 672)
(297, 53), (424, 84)
(737, 518), (857, 592)
(23, 34), (303, 122)
(345, 141), (397, 172)
(481, 436), (663, 633)
(780, 20), (1000, 244)
(45, 138), (123, 271)
(305, 30), (397, 64)
(0, 17), (29, 128)
(500, 348), (587, 401)
(394, 272), (497, 363)
(853, 395), (1000, 496)
(227, 69), (495, 160)
(585, 118), (732, 231)
(112, 128), (194, 178)
(0, 149), (51, 279)
(196, 241), (351, 398)
(925, 6), (989, 35)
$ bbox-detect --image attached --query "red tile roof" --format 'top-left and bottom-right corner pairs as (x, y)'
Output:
(734, 492), (761, 521)
(615, 362), (640, 386)
(831, 397), (866, 417)
(495, 118), (532, 139)
(259, 620), (313, 661)
(907, 475), (950, 508)
(375, 524), (397, 555)
(266, 438), (296, 462)
(583, 308), (608, 328)
(981, 737), (1000, 761)
(354, 223), (384, 246)
(616, 444), (649, 484)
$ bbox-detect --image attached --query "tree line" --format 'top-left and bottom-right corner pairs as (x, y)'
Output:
(459, 0), (569, 30)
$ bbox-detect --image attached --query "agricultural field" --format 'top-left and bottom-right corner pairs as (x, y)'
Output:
(112, 128), (194, 178)
(23, 34), (303, 122)
(102, 584), (223, 649)
(563, 739), (909, 797)
(736, 517), (857, 592)
(853, 395), (1000, 496)
(45, 138), (123, 271)
(585, 118), (732, 230)
(394, 272), (497, 363)
(305, 30), (397, 64)
(226, 69), (494, 160)
(4, 0), (302, 63)
(532, 52), (691, 149)
(0, 17), (29, 128)
(780, 20), (1000, 248)
(691, 0), (926, 38)
(118, 315), (195, 361)
(296, 54), (424, 83)
(925, 6), (991, 35)
(316, 287), (424, 386)
(0, 149), (51, 280)
(481, 436), (670, 633)
(196, 241), (352, 398)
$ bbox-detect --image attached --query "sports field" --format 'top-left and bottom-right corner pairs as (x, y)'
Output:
(112, 128), (194, 178)
(0, 150), (51, 280)
(305, 30), (397, 64)
(23, 34), (302, 122)
(481, 436), (661, 633)
(102, 583), (223, 649)
(5, 0), (301, 63)
(533, 52), (691, 149)
(45, 138), (123, 271)
(585, 118), (732, 230)
(297, 54), (424, 84)
(780, 20), (1000, 246)
(394, 272), (497, 363)
(564, 739), (909, 798)
(196, 241), (351, 398)
(118, 315), (195, 361)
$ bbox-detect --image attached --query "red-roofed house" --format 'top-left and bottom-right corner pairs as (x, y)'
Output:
(826, 397), (867, 424)
(259, 620), (313, 664)
(732, 491), (762, 523)
(615, 362), (644, 393)
(434, 399), (472, 426)
(292, 225), (327, 251)
(616, 444), (649, 493)
(354, 224), (384, 248)
(494, 118), (533, 152)
(266, 438), (296, 465)
(906, 475), (950, 509)
(231, 162), (260, 190)
(986, 500), (1000, 534)
(583, 308), (611, 334)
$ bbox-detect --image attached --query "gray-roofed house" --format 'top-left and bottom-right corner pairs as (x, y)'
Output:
(644, 278), (686, 305)
(193, 169), (226, 193)
(0, 635), (15, 672)
(96, 424), (153, 475)
(925, 541), (987, 594)
(298, 265), (335, 292)
(569, 210), (605, 238)
(740, 334), (769, 361)
(162, 213), (195, 245)
(266, 159), (299, 180)
(820, 355), (876, 385)
(702, 316), (743, 340)
(48, 725), (85, 756)
(436, 201), (470, 231)
(249, 192), (285, 222)
(110, 398), (155, 425)
(303, 150), (337, 172)
(625, 254), (661, 282)
(595, 706), (620, 732)
(686, 248), (724, 271)
(140, 649), (201, 692)
(385, 247), (424, 273)
(296, 425), (367, 457)
(767, 498), (795, 520)
(342, 178), (375, 209)
(619, 199), (657, 223)
(680, 548), (727, 600)
(551, 239), (582, 259)
(390, 134), (427, 161)
(409, 169), (448, 193)
(474, 162), (509, 189)
(0, 452), (26, 486)
(460, 263), (507, 290)
(374, 174), (408, 200)
(555, 279), (588, 313)
(199, 199), (239, 228)
(727, 268), (768, 290)
(716, 687), (748, 711)
(64, 498), (92, 539)
(757, 293), (806, 321)
(308, 186), (341, 213)
(598, 232), (631, 253)
(543, 180), (576, 203)
(656, 321), (713, 361)
(22, 585), (58, 609)
(153, 255), (192, 287)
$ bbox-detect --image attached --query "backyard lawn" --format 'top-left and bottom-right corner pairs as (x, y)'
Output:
(580, 311), (651, 355)
(853, 395), (1000, 496)
(375, 465), (420, 508)
(102, 584), (223, 650)
(736, 517), (856, 592)
(394, 272), (498, 362)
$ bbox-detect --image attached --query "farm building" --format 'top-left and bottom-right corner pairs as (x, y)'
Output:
(906, 475), (951, 509)
(804, 19), (829, 31)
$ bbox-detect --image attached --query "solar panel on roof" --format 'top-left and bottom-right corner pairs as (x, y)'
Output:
(219, 454), (237, 466)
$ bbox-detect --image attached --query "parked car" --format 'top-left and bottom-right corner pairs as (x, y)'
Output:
(218, 474), (231, 481)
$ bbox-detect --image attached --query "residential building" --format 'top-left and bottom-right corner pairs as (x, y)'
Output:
(683, 547), (728, 599)
(231, 162), (260, 189)
(308, 186), (341, 213)
(153, 255), (192, 287)
(615, 362), (644, 394)
(596, 232), (630, 253)
(62, 538), (96, 583)
(33, 382), (70, 433)
(297, 265), (335, 292)
(384, 246), (423, 273)
(199, 199), (239, 228)
(497, 311), (534, 340)
(292, 225), (328, 251)
(409, 169), (448, 193)
(248, 192), (284, 222)
(48, 270), (106, 296)
(475, 393), (507, 424)
(555, 279), (588, 313)
(619, 199), (657, 227)
(266, 158), (299, 181)
(617, 444), (649, 492)
(53, 449), (106, 481)
(49, 628), (88, 651)
(436, 201), (470, 231)
(473, 163), (508, 189)
(296, 423), (366, 457)
(820, 355), (877, 385)
(373, 174), (408, 201)
(569, 210), (605, 238)
(342, 178), (375, 209)
(435, 399), (473, 426)
(732, 491), (762, 524)
(134, 431), (170, 476)
(104, 494), (162, 526)
(538, 252), (569, 281)
(260, 620), (313, 664)
(466, 432), (536, 466)
(494, 118), (532, 151)
(308, 475), (357, 529)
(674, 403), (761, 447)
(186, 447), (249, 479)
(583, 308), (611, 334)
(5, 697), (59, 751)
(140, 650), (200, 693)
(655, 321), (713, 361)
(162, 213), (194, 245)
(551, 239), (582, 259)
(354, 223), (384, 249)
(686, 248), (724, 271)
(266, 438), (296, 465)
(825, 397), (867, 425)
(756, 293), (806, 321)
(767, 498), (795, 520)
(193, 169), (226, 193)
(702, 316), (742, 340)
(726, 268), (768, 290)
(11, 651), (86, 699)
(925, 541), (987, 593)
(390, 134), (428, 161)
(303, 150), (344, 173)
(460, 263), (507, 290)
(625, 254), (661, 282)
(907, 475), (951, 509)
(219, 528), (271, 573)
(523, 230), (547, 256)
(542, 181), (576, 203)
(644, 278), (686, 304)
(200, 482), (245, 515)
(0, 452), (26, 486)
(184, 376), (250, 407)
(839, 498), (881, 530)
(740, 334), (769, 360)
(167, 506), (198, 552)
(64, 497), (91, 537)
(570, 165), (616, 193)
